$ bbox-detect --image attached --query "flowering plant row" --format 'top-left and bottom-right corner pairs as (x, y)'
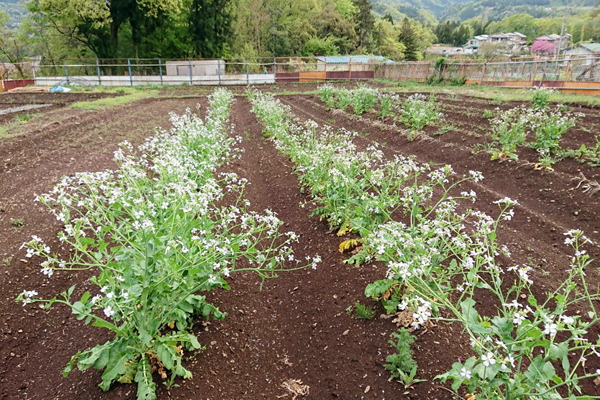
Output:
(17, 89), (315, 399)
(249, 89), (600, 399)
(488, 104), (578, 167)
(318, 84), (442, 134)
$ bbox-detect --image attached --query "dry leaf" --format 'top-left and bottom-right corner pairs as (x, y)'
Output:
(281, 379), (310, 399)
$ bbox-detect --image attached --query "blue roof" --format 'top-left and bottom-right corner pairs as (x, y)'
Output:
(315, 55), (392, 63)
(580, 43), (600, 52)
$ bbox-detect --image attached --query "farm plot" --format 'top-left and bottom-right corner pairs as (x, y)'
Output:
(2, 84), (600, 400)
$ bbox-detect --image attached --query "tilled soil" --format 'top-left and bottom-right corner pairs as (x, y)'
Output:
(0, 96), (209, 399)
(2, 88), (600, 399)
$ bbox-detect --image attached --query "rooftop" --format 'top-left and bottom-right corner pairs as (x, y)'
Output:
(315, 55), (392, 64)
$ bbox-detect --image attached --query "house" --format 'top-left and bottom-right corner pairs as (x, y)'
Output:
(531, 34), (571, 55)
(564, 42), (600, 56)
(463, 32), (527, 54)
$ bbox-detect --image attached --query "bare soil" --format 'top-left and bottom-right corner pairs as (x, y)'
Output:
(1, 87), (600, 399)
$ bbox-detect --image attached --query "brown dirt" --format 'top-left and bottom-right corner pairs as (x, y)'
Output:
(0, 92), (120, 124)
(2, 87), (600, 399)
(0, 96), (209, 399)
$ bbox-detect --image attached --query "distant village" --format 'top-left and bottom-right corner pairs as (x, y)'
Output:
(428, 32), (600, 59)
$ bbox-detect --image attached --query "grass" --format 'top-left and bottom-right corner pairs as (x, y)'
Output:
(375, 78), (600, 106)
(70, 87), (160, 110)
(0, 113), (43, 139)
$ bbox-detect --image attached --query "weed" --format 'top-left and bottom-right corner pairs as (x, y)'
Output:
(385, 328), (419, 381)
(10, 218), (24, 228)
(483, 109), (495, 119)
(354, 302), (376, 319)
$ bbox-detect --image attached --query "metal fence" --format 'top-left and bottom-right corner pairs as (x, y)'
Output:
(3, 54), (600, 94)
(377, 54), (600, 94)
(0, 56), (384, 91)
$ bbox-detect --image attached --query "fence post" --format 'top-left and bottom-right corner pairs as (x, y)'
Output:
(188, 59), (193, 85)
(504, 62), (510, 82)
(272, 57), (276, 76)
(246, 58), (249, 85)
(565, 55), (573, 81)
(64, 62), (69, 85)
(31, 62), (37, 85)
(324, 57), (327, 82)
(127, 59), (133, 86)
(480, 62), (486, 85)
(217, 59), (222, 85)
(349, 57), (352, 80)
(540, 60), (547, 88)
(158, 59), (163, 85)
(96, 59), (101, 86)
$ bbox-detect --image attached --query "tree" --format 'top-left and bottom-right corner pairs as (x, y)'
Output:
(374, 19), (404, 60)
(315, 2), (358, 54)
(30, 0), (182, 59)
(302, 36), (339, 56)
(398, 17), (418, 61)
(188, 0), (233, 58)
(353, 0), (374, 51)
(0, 11), (31, 78)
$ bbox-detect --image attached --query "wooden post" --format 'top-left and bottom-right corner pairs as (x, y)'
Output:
(461, 64), (465, 79)
(504, 62), (510, 82)
(0, 64), (4, 92)
(324, 57), (327, 82)
(349, 57), (352, 80)
(188, 59), (193, 85)
(565, 55), (573, 81)
(532, 60), (539, 82)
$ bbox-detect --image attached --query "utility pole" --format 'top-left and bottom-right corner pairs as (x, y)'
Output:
(555, 7), (570, 61)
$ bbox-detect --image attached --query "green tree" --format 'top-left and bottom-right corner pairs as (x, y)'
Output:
(398, 17), (418, 61)
(30, 0), (182, 59)
(188, 0), (232, 58)
(374, 19), (404, 60)
(353, 0), (374, 51)
(302, 36), (339, 56)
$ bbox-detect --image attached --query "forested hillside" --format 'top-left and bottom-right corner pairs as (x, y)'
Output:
(0, 0), (24, 26)
(440, 0), (598, 22)
(1, 0), (600, 65)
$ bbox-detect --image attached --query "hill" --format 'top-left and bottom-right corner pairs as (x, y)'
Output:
(439, 0), (598, 22)
(0, 0), (24, 27)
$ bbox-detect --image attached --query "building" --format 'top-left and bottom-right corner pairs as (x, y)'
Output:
(564, 42), (600, 56)
(165, 60), (222, 76)
(463, 32), (527, 54)
(531, 34), (572, 55)
(315, 56), (391, 72)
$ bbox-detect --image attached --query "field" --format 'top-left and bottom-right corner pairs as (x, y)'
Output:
(1, 81), (600, 400)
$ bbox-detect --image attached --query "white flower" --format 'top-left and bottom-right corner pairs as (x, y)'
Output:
(481, 352), (496, 367)
(103, 305), (115, 318)
(543, 323), (558, 337)
(460, 367), (471, 380)
(560, 315), (574, 325)
(91, 295), (102, 305)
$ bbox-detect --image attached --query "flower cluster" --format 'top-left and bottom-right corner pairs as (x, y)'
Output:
(17, 88), (316, 400)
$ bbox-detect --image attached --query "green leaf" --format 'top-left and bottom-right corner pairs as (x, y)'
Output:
(365, 279), (396, 299)
(63, 351), (80, 377)
(99, 341), (130, 391)
(134, 356), (157, 400)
